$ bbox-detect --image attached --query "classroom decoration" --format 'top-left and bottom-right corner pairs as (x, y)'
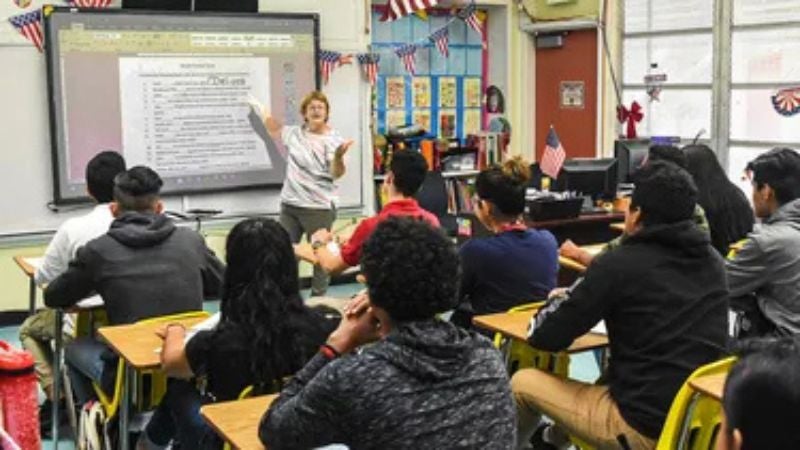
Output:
(617, 101), (643, 139)
(380, 0), (438, 22)
(771, 86), (800, 117)
(457, 2), (485, 47)
(541, 126), (566, 179)
(395, 44), (417, 76)
(318, 50), (354, 85)
(14, 0), (32, 8)
(8, 9), (43, 52)
(644, 63), (667, 102)
(357, 53), (380, 85)
(68, 0), (113, 7)
(429, 26), (449, 58)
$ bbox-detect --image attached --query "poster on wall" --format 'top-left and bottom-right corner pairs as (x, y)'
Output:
(439, 77), (457, 108)
(386, 76), (406, 109)
(413, 109), (432, 132)
(439, 109), (457, 138)
(464, 78), (481, 108)
(559, 81), (585, 109)
(412, 77), (431, 108)
(386, 110), (407, 130)
(463, 109), (481, 135)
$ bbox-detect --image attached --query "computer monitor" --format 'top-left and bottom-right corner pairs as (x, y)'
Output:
(615, 139), (650, 184)
(554, 158), (619, 202)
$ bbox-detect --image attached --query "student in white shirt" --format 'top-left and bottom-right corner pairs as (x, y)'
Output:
(18, 151), (125, 435)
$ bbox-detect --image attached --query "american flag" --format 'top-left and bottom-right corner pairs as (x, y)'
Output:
(9, 10), (43, 53)
(458, 2), (485, 46)
(357, 53), (380, 85)
(395, 44), (417, 76)
(380, 0), (438, 22)
(319, 50), (341, 85)
(69, 0), (113, 7)
(429, 27), (449, 58)
(771, 87), (800, 117)
(540, 127), (566, 179)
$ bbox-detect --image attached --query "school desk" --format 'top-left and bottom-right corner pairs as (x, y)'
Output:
(688, 373), (727, 402)
(13, 255), (40, 316)
(610, 222), (625, 232)
(98, 316), (209, 450)
(558, 243), (607, 274)
(200, 395), (277, 450)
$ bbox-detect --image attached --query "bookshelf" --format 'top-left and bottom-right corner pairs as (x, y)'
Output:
(373, 170), (478, 215)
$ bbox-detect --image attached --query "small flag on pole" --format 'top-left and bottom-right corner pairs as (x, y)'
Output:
(319, 50), (342, 85)
(357, 53), (380, 85)
(69, 0), (113, 7)
(540, 126), (567, 179)
(429, 27), (449, 58)
(458, 2), (485, 47)
(9, 10), (43, 52)
(380, 0), (438, 22)
(395, 44), (417, 76)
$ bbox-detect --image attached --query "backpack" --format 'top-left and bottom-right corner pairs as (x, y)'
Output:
(78, 401), (112, 450)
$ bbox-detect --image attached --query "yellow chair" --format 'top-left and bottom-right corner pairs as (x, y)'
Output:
(655, 356), (736, 450)
(491, 302), (571, 377)
(92, 310), (210, 420)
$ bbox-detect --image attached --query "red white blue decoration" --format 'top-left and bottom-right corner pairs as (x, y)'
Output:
(395, 44), (417, 76)
(380, 0), (438, 22)
(8, 10), (43, 52)
(429, 27), (449, 58)
(458, 2), (484, 47)
(69, 0), (113, 7)
(357, 53), (380, 85)
(771, 87), (800, 117)
(319, 50), (342, 85)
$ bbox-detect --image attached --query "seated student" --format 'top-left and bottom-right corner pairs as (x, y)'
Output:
(44, 166), (225, 403)
(727, 147), (800, 337)
(452, 157), (557, 328)
(259, 217), (516, 449)
(310, 149), (439, 274)
(513, 161), (728, 450)
(683, 144), (753, 255)
(137, 218), (335, 450)
(18, 150), (125, 435)
(718, 337), (800, 450)
(560, 145), (709, 267)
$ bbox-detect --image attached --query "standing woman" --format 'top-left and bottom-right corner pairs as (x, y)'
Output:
(683, 144), (754, 255)
(263, 91), (354, 296)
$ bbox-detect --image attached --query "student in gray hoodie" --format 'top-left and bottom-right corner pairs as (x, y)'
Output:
(728, 147), (800, 337)
(259, 216), (515, 450)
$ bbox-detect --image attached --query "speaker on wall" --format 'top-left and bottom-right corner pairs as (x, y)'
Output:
(122, 0), (257, 12)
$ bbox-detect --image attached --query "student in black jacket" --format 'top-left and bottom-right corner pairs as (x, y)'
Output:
(45, 166), (224, 403)
(512, 161), (729, 450)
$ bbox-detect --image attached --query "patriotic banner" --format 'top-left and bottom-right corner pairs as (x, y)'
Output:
(771, 87), (800, 117)
(357, 53), (380, 85)
(69, 0), (113, 7)
(8, 9), (43, 52)
(428, 27), (449, 58)
(395, 44), (417, 76)
(458, 2), (485, 47)
(319, 50), (342, 85)
(380, 0), (438, 22)
(541, 126), (566, 179)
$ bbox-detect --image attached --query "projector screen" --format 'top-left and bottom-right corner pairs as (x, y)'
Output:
(44, 8), (319, 204)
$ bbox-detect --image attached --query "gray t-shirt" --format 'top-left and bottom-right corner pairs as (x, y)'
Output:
(279, 125), (344, 209)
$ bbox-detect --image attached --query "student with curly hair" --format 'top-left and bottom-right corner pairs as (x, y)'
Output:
(453, 157), (558, 328)
(138, 218), (334, 449)
(260, 217), (515, 449)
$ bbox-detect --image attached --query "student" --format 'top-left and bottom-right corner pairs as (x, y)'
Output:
(310, 149), (439, 275)
(44, 166), (224, 403)
(259, 217), (516, 449)
(683, 144), (754, 255)
(18, 150), (125, 435)
(513, 161), (728, 450)
(727, 147), (800, 337)
(453, 157), (557, 328)
(718, 337), (800, 450)
(262, 90), (354, 296)
(137, 218), (334, 450)
(560, 145), (709, 267)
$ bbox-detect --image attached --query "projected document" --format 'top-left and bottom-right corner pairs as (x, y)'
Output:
(120, 57), (272, 176)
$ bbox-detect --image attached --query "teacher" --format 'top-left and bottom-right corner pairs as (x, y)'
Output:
(263, 91), (353, 296)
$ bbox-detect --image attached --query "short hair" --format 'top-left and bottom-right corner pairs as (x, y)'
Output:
(85, 151), (126, 203)
(389, 150), (428, 197)
(746, 147), (800, 205)
(476, 156), (531, 217)
(113, 166), (164, 212)
(361, 217), (459, 322)
(631, 161), (697, 226)
(724, 337), (800, 450)
(300, 90), (330, 123)
(648, 145), (687, 169)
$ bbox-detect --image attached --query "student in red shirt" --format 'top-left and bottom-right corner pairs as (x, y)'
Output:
(311, 150), (439, 274)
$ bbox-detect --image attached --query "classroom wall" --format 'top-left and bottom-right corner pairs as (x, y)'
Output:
(521, 0), (600, 21)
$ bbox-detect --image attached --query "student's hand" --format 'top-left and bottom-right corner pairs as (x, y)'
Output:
(560, 240), (593, 266)
(311, 229), (333, 245)
(548, 287), (569, 300)
(327, 293), (382, 354)
(334, 140), (354, 159)
(155, 323), (185, 340)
